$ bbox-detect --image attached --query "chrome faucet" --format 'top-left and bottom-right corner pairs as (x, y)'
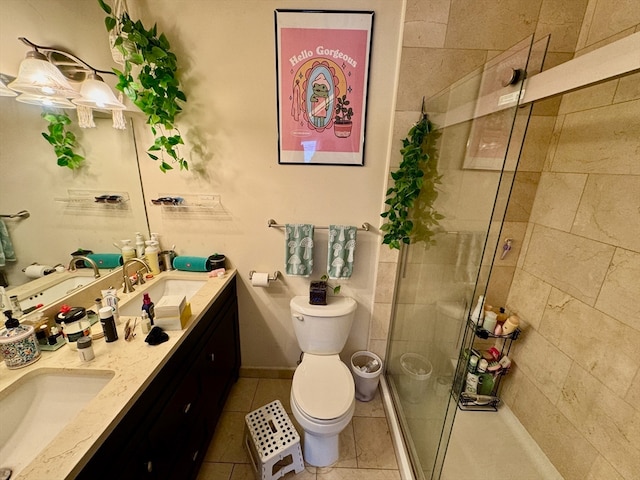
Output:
(122, 258), (151, 293)
(68, 256), (101, 278)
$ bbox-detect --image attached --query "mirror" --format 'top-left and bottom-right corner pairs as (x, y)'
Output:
(0, 1), (149, 294)
(0, 99), (149, 290)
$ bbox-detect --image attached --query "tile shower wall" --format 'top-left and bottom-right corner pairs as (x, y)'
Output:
(374, 1), (639, 479)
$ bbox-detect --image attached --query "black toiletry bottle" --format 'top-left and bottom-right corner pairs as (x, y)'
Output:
(99, 306), (118, 342)
(142, 293), (155, 325)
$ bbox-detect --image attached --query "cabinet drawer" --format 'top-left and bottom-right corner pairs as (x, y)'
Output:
(148, 366), (200, 450)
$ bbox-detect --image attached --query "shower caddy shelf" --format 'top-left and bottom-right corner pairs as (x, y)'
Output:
(455, 318), (520, 412)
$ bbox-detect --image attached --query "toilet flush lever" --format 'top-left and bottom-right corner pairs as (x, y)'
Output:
(293, 313), (304, 321)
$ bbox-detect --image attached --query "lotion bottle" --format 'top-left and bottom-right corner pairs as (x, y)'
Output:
(142, 293), (155, 324)
(470, 295), (485, 324)
(135, 232), (145, 258)
(145, 240), (160, 275)
(121, 240), (136, 262)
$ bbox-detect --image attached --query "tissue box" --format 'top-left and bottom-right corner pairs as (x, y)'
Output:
(154, 303), (192, 331)
(154, 295), (187, 318)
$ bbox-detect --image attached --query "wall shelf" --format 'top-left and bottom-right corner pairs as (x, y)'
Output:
(152, 194), (230, 218)
(54, 189), (131, 213)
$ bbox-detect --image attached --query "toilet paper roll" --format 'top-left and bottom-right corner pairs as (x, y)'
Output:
(25, 265), (53, 279)
(251, 272), (270, 287)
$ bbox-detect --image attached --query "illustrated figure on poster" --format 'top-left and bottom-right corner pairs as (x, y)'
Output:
(289, 59), (352, 137)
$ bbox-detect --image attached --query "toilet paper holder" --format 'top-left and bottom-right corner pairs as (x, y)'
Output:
(249, 270), (279, 283)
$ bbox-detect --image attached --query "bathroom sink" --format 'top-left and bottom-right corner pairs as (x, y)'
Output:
(0, 368), (114, 476)
(17, 274), (97, 311)
(118, 278), (207, 317)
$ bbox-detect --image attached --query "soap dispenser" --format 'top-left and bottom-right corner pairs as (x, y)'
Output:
(0, 310), (41, 369)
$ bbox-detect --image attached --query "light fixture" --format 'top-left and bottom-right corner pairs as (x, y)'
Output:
(15, 93), (75, 109)
(0, 76), (17, 97)
(8, 49), (79, 99)
(72, 72), (125, 110)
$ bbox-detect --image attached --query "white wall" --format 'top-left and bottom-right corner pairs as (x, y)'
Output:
(131, 0), (405, 368)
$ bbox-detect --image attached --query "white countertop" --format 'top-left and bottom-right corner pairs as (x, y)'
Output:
(0, 269), (237, 480)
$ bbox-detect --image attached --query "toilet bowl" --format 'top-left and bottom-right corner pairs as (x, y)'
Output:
(290, 353), (355, 467)
(289, 295), (357, 467)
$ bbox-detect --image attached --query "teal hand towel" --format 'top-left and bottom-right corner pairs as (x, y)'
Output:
(285, 224), (314, 276)
(327, 225), (357, 279)
(86, 253), (123, 269)
(0, 219), (17, 267)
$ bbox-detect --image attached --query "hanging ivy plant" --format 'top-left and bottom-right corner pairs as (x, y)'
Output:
(380, 114), (444, 249)
(98, 0), (187, 172)
(41, 112), (85, 169)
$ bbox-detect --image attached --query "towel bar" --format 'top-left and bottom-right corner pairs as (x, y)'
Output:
(0, 210), (30, 219)
(267, 219), (371, 231)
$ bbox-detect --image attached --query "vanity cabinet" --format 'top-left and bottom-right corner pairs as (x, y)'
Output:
(76, 278), (239, 480)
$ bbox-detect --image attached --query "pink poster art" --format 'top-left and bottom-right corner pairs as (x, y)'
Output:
(276, 11), (374, 165)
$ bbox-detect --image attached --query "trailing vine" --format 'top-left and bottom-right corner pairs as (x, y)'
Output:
(99, 0), (187, 172)
(380, 114), (443, 249)
(41, 112), (85, 169)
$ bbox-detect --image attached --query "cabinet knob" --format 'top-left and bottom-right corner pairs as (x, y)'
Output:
(184, 402), (192, 414)
(210, 353), (215, 362)
(192, 450), (199, 462)
(146, 461), (153, 473)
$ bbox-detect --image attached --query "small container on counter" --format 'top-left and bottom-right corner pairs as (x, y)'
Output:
(56, 305), (91, 350)
(77, 335), (95, 362)
(99, 306), (118, 342)
(0, 311), (41, 369)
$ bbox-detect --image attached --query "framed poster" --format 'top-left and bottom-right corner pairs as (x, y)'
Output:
(275, 9), (374, 165)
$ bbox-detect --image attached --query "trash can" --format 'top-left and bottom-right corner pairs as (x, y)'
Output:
(399, 353), (433, 404)
(350, 351), (383, 401)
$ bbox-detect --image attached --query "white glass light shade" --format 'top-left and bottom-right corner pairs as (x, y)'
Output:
(16, 93), (76, 109)
(72, 75), (125, 110)
(7, 51), (79, 98)
(0, 78), (17, 97)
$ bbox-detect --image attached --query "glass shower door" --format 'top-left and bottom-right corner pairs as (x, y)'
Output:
(384, 35), (547, 480)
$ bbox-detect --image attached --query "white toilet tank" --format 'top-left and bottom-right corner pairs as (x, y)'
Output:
(290, 296), (356, 355)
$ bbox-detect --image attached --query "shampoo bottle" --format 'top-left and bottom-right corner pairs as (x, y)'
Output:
(145, 240), (160, 275)
(142, 293), (155, 324)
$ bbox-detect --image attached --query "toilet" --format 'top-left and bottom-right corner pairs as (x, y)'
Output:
(289, 295), (357, 467)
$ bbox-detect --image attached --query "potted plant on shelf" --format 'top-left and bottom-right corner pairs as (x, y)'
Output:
(309, 274), (341, 305)
(333, 94), (353, 138)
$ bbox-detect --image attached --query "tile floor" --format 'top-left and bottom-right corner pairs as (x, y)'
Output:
(197, 377), (402, 480)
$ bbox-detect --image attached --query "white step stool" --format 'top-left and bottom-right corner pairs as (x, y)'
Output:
(244, 400), (305, 480)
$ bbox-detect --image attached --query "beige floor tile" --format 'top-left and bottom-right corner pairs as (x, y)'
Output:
(317, 467), (401, 479)
(353, 388), (386, 417)
(204, 411), (250, 464)
(224, 377), (259, 412)
(353, 417), (399, 470)
(196, 462), (233, 480)
(334, 421), (357, 468)
(230, 461), (317, 480)
(251, 378), (293, 413)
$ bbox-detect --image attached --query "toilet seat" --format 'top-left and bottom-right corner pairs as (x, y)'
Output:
(292, 354), (355, 421)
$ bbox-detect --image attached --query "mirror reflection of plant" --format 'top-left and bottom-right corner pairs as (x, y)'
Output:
(41, 112), (85, 169)
(99, 0), (187, 172)
(380, 114), (444, 249)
